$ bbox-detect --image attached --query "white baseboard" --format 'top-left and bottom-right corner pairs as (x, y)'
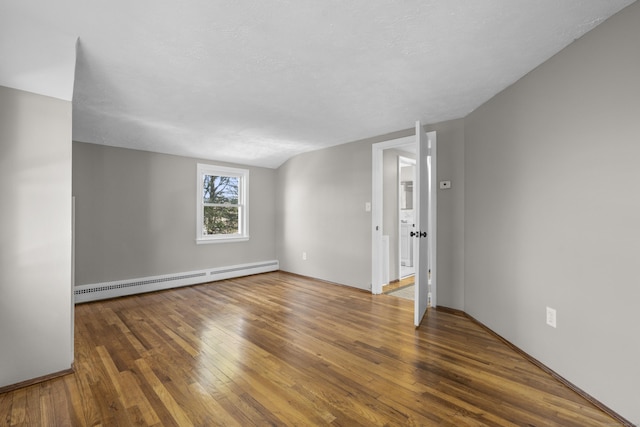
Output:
(74, 260), (279, 303)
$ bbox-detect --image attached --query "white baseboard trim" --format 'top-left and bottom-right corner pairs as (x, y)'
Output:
(74, 260), (279, 303)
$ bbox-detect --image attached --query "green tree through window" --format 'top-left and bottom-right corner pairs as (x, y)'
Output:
(203, 175), (239, 235)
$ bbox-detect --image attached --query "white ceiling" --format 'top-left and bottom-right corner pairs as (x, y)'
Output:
(2, 1), (635, 168)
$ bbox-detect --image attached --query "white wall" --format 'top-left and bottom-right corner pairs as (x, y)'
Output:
(72, 142), (277, 285)
(464, 3), (640, 423)
(0, 86), (73, 387)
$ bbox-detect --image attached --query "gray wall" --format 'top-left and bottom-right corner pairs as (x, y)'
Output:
(425, 119), (465, 310)
(0, 86), (73, 387)
(464, 2), (640, 423)
(275, 138), (374, 289)
(276, 123), (465, 309)
(73, 142), (277, 285)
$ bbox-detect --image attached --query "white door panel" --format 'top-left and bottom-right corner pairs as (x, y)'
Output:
(414, 121), (429, 326)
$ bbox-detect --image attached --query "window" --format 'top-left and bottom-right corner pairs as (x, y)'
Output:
(196, 164), (249, 243)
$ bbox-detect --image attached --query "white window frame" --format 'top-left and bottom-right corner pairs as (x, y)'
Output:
(196, 163), (249, 244)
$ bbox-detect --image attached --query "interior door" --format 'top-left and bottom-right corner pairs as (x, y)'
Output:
(414, 121), (429, 326)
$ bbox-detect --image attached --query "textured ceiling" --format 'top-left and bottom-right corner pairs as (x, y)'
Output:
(2, 1), (635, 168)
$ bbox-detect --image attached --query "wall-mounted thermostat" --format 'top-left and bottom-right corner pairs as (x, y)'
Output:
(439, 181), (452, 190)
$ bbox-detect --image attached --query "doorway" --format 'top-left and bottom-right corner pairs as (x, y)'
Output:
(380, 153), (416, 299)
(398, 156), (416, 280)
(371, 136), (414, 294)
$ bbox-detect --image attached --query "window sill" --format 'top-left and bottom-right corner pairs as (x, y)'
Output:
(196, 236), (249, 245)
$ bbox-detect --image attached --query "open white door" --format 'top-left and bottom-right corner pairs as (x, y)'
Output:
(371, 127), (436, 326)
(414, 121), (429, 326)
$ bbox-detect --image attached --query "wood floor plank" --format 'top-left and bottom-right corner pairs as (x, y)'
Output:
(130, 358), (190, 427)
(9, 388), (26, 426)
(22, 384), (42, 427)
(0, 271), (627, 426)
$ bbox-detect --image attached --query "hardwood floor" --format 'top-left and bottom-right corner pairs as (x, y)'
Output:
(383, 275), (414, 293)
(0, 271), (624, 426)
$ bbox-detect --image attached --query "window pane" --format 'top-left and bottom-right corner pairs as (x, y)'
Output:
(203, 206), (239, 235)
(197, 164), (248, 242)
(203, 175), (239, 204)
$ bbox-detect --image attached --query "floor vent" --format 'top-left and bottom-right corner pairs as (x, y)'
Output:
(74, 260), (279, 303)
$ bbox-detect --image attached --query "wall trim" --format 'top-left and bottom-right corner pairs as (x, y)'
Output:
(0, 367), (74, 395)
(74, 260), (279, 303)
(435, 307), (635, 427)
(281, 271), (372, 294)
(434, 305), (465, 317)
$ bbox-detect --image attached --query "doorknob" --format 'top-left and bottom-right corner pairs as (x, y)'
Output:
(410, 231), (427, 238)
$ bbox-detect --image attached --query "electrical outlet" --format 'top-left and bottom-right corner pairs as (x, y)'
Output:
(546, 307), (557, 328)
(302, 251), (307, 261)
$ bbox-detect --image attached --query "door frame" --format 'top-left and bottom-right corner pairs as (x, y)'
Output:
(371, 130), (437, 307)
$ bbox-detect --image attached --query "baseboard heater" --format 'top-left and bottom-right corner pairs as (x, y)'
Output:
(74, 260), (279, 303)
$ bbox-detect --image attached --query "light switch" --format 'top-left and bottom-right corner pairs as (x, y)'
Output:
(365, 202), (371, 212)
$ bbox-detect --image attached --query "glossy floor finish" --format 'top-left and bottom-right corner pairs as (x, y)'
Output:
(1, 272), (623, 426)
